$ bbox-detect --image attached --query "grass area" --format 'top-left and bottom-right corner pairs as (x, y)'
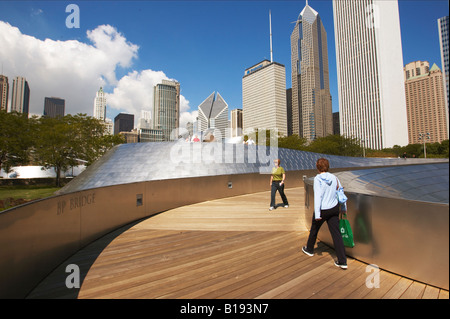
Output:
(0, 185), (61, 211)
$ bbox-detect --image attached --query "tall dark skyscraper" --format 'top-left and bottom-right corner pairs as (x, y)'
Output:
(291, 1), (332, 141)
(114, 113), (134, 135)
(44, 97), (65, 118)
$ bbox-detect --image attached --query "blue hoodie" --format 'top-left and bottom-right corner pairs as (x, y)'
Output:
(313, 172), (346, 219)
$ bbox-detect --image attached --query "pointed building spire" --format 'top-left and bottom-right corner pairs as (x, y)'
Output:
(269, 10), (273, 62)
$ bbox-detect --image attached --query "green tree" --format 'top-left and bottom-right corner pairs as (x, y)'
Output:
(380, 139), (449, 158)
(402, 143), (422, 158)
(0, 111), (36, 175)
(422, 140), (449, 158)
(278, 134), (307, 151)
(34, 114), (124, 186)
(306, 134), (362, 156)
(66, 114), (124, 166)
(34, 115), (77, 186)
(438, 139), (449, 157)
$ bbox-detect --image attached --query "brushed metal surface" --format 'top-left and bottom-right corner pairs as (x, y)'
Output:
(0, 171), (299, 298)
(0, 142), (448, 298)
(56, 142), (448, 194)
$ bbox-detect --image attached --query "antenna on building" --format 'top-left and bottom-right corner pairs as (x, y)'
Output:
(269, 10), (273, 63)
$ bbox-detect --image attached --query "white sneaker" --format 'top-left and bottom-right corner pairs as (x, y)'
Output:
(284, 205), (289, 208)
(269, 207), (274, 211)
(302, 246), (314, 257)
(334, 261), (348, 269)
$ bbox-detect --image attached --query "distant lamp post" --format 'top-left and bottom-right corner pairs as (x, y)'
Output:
(418, 132), (430, 158)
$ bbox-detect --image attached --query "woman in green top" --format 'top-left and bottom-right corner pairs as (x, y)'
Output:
(269, 159), (289, 211)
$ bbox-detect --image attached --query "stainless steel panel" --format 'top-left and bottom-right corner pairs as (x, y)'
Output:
(0, 194), (81, 298)
(0, 171), (299, 298)
(56, 142), (448, 195)
(335, 163), (449, 203)
(0, 142), (448, 298)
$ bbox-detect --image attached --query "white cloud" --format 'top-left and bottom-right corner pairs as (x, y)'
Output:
(86, 24), (139, 84)
(0, 21), (139, 116)
(179, 109), (198, 130)
(106, 69), (198, 128)
(0, 21), (198, 127)
(180, 94), (190, 113)
(107, 69), (167, 117)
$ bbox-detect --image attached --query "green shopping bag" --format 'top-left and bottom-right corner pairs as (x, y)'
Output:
(339, 213), (355, 248)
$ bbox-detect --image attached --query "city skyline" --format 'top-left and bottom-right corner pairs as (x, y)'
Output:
(0, 0), (448, 141)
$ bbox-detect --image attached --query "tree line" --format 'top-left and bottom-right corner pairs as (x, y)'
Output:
(246, 130), (449, 158)
(2, 112), (448, 187)
(0, 111), (124, 186)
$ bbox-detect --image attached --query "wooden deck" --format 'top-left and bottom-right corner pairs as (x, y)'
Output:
(28, 187), (448, 299)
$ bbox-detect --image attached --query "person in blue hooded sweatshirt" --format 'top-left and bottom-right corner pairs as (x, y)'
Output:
(302, 158), (348, 269)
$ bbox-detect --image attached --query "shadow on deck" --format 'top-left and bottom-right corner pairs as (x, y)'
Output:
(27, 188), (449, 299)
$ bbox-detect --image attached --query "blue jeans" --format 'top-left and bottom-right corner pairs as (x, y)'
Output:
(270, 181), (289, 207)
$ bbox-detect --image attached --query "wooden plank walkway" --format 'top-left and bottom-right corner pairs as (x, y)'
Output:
(28, 187), (449, 299)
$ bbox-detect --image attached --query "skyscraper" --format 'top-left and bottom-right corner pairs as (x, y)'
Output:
(137, 110), (152, 130)
(153, 79), (180, 141)
(242, 60), (287, 136)
(93, 87), (107, 121)
(404, 61), (448, 144)
(11, 76), (30, 116)
(114, 113), (134, 135)
(44, 97), (65, 118)
(0, 75), (8, 111)
(291, 1), (333, 141)
(333, 0), (408, 149)
(438, 16), (449, 124)
(333, 112), (340, 135)
(197, 91), (229, 140)
(286, 88), (293, 136)
(93, 87), (113, 135)
(230, 108), (243, 138)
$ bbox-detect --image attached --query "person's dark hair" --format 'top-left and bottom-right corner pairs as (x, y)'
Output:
(316, 158), (329, 172)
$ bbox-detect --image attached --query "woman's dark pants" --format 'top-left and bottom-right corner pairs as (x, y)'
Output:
(306, 204), (347, 264)
(270, 181), (289, 207)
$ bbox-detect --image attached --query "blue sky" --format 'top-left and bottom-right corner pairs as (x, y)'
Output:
(0, 0), (448, 126)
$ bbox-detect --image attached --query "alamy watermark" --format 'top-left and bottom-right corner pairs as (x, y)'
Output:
(66, 4), (80, 29)
(65, 264), (80, 289)
(169, 128), (279, 174)
(365, 264), (380, 289)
